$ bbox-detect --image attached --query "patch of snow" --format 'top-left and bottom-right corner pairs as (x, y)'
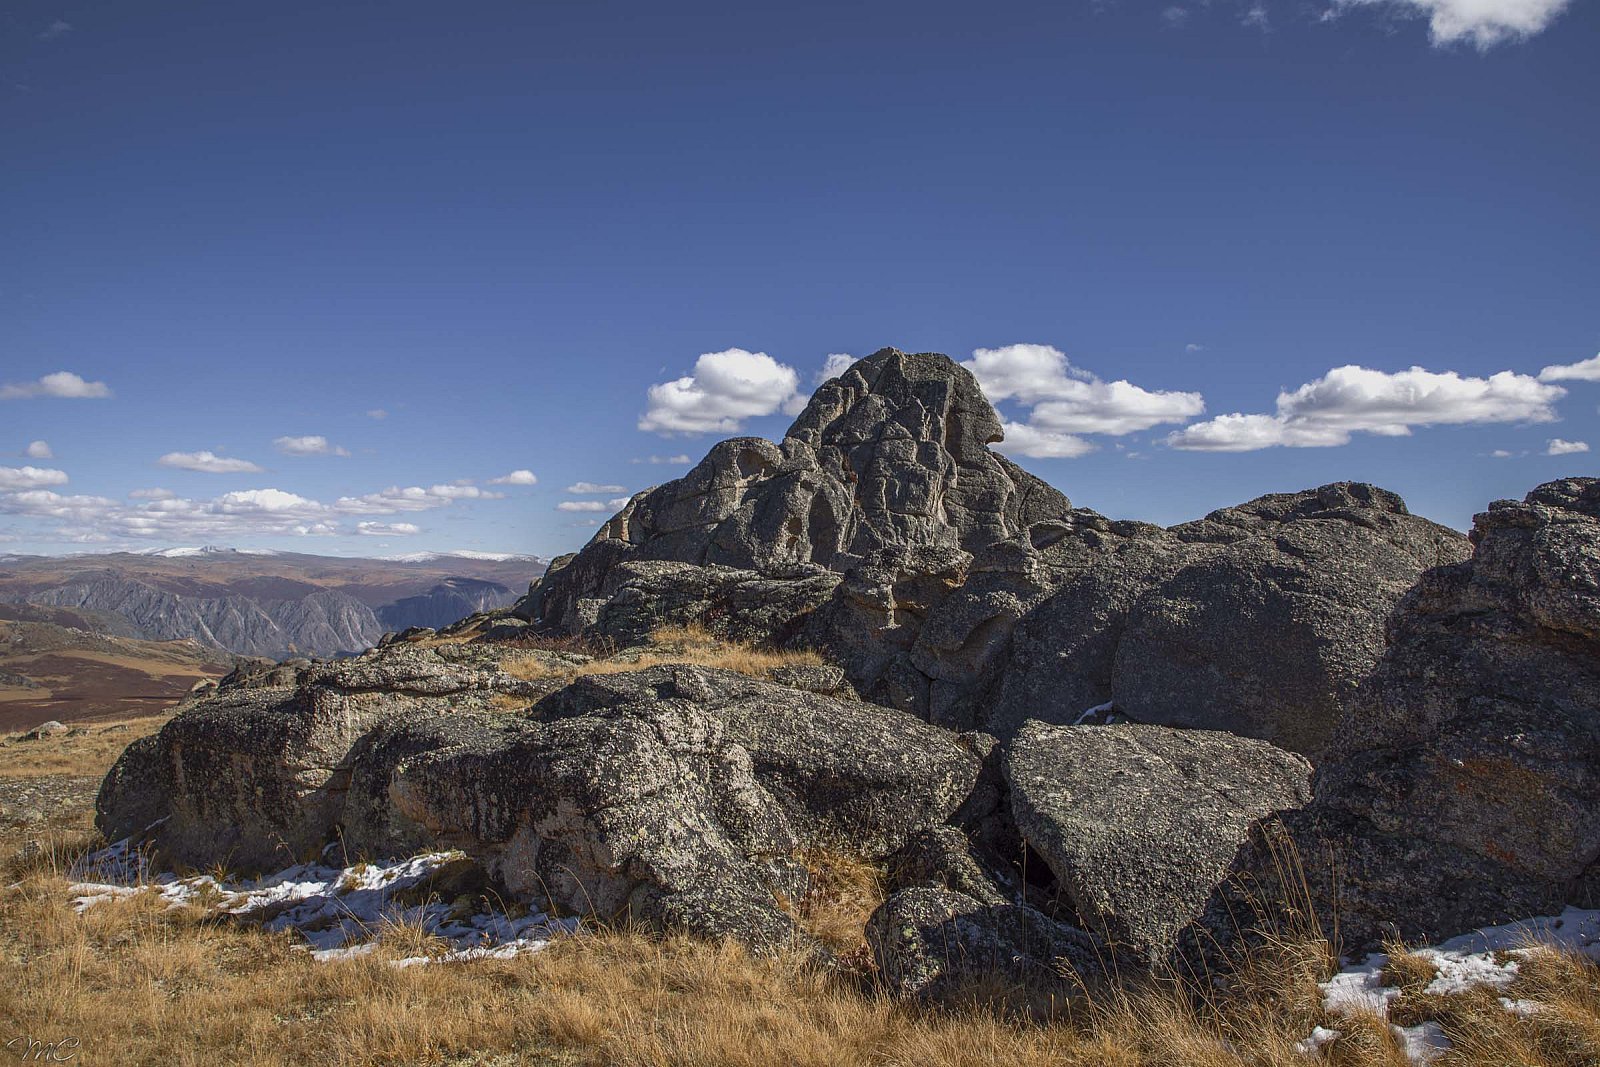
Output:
(68, 840), (578, 965)
(1390, 1022), (1449, 1064)
(1071, 701), (1114, 725)
(1296, 1026), (1341, 1055)
(1315, 907), (1600, 1063)
(385, 550), (543, 563)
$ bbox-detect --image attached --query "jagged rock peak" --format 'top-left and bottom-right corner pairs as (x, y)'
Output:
(523, 348), (1071, 633)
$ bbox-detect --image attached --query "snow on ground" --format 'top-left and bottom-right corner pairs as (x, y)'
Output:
(67, 838), (580, 966)
(1312, 907), (1600, 1063)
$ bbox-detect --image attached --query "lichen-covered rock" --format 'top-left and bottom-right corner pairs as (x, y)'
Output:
(1006, 722), (1311, 963)
(532, 665), (981, 858)
(1211, 478), (1600, 953)
(866, 886), (1098, 999)
(387, 697), (812, 950)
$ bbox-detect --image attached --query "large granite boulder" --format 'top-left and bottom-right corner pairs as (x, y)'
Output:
(984, 483), (1467, 754)
(1199, 478), (1600, 956)
(1005, 722), (1311, 963)
(530, 665), (980, 858)
(95, 643), (550, 869)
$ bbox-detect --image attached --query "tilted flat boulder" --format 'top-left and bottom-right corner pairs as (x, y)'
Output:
(1006, 721), (1311, 963)
(1206, 478), (1600, 953)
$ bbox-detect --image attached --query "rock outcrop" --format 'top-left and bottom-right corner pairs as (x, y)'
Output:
(519, 348), (1071, 639)
(98, 645), (980, 954)
(518, 350), (1465, 756)
(1202, 478), (1600, 955)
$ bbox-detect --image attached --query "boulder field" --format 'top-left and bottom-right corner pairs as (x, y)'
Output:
(98, 349), (1599, 995)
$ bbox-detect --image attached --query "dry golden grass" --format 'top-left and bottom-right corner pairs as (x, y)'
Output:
(788, 851), (886, 959)
(0, 715), (169, 779)
(1380, 941), (1440, 992)
(502, 624), (824, 686)
(6, 827), (1600, 1067)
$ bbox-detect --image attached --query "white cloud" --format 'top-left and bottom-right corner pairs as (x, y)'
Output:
(639, 348), (801, 434)
(566, 481), (624, 494)
(0, 466), (68, 490)
(366, 409), (388, 419)
(818, 353), (860, 383)
(333, 485), (504, 514)
(489, 470), (539, 486)
(0, 371), (112, 400)
(157, 450), (265, 474)
(962, 344), (1205, 435)
(1490, 449), (1517, 458)
(992, 423), (1098, 459)
(1168, 364), (1565, 451)
(608, 496), (632, 509)
(37, 19), (72, 40)
(1162, 6), (1191, 26)
(2, 476), (507, 544)
(1539, 353), (1600, 383)
(632, 454), (692, 465)
(1185, 343), (1206, 353)
(357, 521), (422, 536)
(273, 435), (350, 457)
(1547, 438), (1590, 456)
(1330, 0), (1572, 48)
(24, 441), (52, 459)
(556, 500), (609, 512)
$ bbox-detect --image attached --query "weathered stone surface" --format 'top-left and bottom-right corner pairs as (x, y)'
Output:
(519, 349), (1071, 638)
(592, 560), (841, 647)
(533, 665), (981, 858)
(986, 483), (1467, 754)
(866, 886), (1098, 999)
(97, 643), (979, 954)
(887, 825), (1016, 907)
(1006, 721), (1311, 962)
(388, 697), (811, 949)
(1211, 478), (1600, 953)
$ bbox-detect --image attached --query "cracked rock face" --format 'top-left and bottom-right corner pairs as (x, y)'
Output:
(97, 651), (979, 954)
(1209, 478), (1600, 953)
(1005, 721), (1312, 963)
(520, 348), (1071, 637)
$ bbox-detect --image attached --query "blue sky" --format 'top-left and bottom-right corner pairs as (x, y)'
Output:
(2, 0), (1595, 556)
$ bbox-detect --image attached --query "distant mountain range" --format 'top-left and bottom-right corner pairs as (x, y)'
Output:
(0, 549), (547, 659)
